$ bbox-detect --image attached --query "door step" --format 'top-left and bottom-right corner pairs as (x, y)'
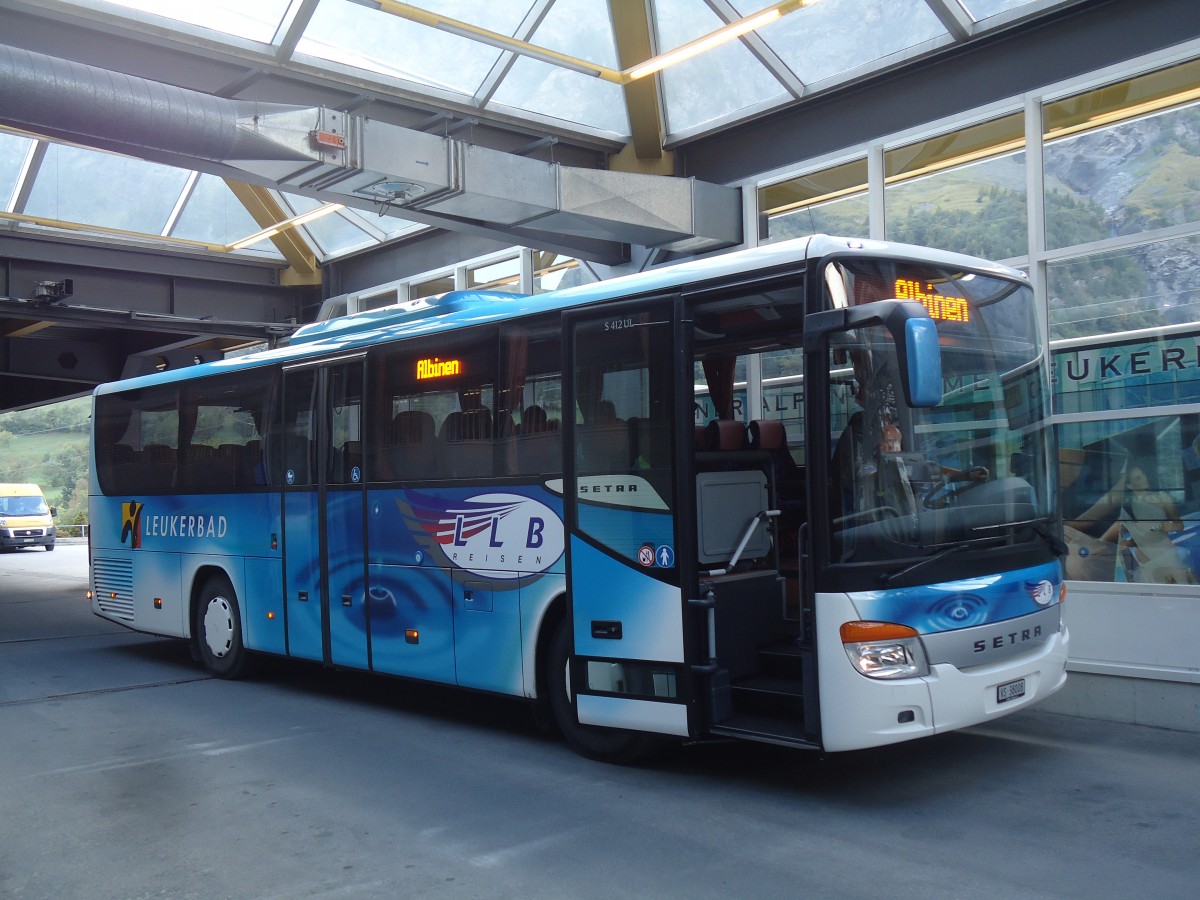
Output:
(758, 640), (806, 677)
(709, 712), (816, 747)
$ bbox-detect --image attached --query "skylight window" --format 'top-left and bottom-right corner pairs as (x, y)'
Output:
(85, 0), (292, 43)
(297, 0), (505, 94)
(24, 144), (189, 235)
(0, 131), (32, 210)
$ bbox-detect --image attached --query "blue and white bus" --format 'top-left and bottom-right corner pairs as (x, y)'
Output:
(89, 235), (1068, 761)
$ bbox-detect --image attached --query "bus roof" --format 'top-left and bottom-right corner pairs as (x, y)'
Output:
(93, 235), (1025, 396)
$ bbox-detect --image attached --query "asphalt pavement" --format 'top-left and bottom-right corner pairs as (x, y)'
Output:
(2, 542), (1198, 899)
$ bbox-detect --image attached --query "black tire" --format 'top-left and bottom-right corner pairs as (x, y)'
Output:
(194, 574), (252, 679)
(44, 543), (55, 551)
(546, 616), (660, 764)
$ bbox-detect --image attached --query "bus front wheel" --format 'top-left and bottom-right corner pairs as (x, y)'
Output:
(547, 617), (659, 764)
(194, 575), (252, 679)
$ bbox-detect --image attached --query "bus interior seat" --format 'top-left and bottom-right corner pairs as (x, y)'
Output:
(577, 419), (630, 472)
(514, 405), (560, 474)
(385, 410), (437, 480)
(143, 443), (177, 491)
(707, 419), (747, 452)
(438, 407), (494, 477)
(520, 404), (550, 433)
(748, 420), (796, 473)
(241, 439), (266, 485)
(749, 419), (806, 569)
(696, 418), (750, 472)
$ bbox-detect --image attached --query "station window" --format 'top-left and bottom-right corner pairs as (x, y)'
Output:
(1043, 59), (1200, 251)
(758, 158), (869, 245)
(466, 256), (521, 293)
(884, 112), (1027, 261)
(1048, 233), (1200, 344)
(411, 274), (455, 302)
(533, 252), (585, 294)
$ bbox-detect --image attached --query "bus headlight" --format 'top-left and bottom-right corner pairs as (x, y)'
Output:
(840, 621), (930, 679)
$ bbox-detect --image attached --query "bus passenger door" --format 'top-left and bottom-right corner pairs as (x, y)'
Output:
(563, 299), (694, 739)
(281, 357), (369, 669)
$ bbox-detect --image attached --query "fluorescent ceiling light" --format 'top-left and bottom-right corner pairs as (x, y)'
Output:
(627, 1), (804, 82)
(226, 203), (344, 251)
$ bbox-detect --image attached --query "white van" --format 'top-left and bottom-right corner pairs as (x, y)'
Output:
(0, 483), (57, 551)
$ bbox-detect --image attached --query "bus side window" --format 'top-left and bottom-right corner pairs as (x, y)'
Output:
(281, 368), (319, 487)
(499, 318), (563, 477)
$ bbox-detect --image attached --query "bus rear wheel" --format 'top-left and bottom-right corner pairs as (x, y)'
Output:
(547, 617), (659, 764)
(194, 574), (252, 679)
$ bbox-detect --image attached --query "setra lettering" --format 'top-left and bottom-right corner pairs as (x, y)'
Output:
(973, 625), (1042, 653)
(579, 483), (638, 494)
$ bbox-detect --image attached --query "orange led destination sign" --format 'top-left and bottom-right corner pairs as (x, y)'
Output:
(416, 356), (462, 380)
(894, 278), (970, 323)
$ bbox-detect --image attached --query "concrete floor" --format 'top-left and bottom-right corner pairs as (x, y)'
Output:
(2, 542), (1198, 899)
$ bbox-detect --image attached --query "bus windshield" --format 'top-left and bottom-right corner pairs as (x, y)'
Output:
(826, 258), (1052, 564)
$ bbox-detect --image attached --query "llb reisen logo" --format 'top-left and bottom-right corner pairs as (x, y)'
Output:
(405, 492), (564, 580)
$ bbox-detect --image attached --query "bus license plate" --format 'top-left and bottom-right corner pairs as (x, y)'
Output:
(997, 678), (1026, 703)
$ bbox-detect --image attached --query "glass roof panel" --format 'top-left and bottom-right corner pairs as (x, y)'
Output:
(25, 144), (190, 235)
(528, 0), (620, 69)
(491, 57), (630, 134)
(301, 212), (377, 258)
(280, 193), (377, 258)
(654, 0), (788, 136)
(81, 0), (292, 43)
(296, 0), (506, 95)
(172, 174), (284, 260)
(747, 0), (948, 86)
(357, 209), (425, 241)
(0, 131), (32, 209)
(488, 0), (625, 132)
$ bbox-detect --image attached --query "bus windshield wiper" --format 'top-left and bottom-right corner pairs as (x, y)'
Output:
(881, 532), (1015, 587)
(1034, 521), (1068, 557)
(971, 516), (1067, 557)
(880, 543), (970, 587)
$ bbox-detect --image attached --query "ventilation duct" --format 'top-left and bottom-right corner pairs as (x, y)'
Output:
(0, 43), (741, 262)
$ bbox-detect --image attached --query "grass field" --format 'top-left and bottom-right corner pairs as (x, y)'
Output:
(0, 397), (91, 515)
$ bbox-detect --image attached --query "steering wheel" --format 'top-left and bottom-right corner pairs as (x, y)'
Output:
(923, 467), (988, 509)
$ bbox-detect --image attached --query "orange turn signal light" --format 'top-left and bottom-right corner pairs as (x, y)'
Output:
(839, 621), (920, 644)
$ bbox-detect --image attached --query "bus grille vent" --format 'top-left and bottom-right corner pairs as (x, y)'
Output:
(93, 557), (135, 621)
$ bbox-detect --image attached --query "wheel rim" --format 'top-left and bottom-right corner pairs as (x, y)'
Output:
(203, 596), (235, 658)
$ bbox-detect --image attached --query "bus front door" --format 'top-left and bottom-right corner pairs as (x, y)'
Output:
(563, 299), (693, 740)
(281, 357), (369, 669)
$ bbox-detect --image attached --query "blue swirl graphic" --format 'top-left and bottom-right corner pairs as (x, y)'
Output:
(925, 593), (990, 630)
